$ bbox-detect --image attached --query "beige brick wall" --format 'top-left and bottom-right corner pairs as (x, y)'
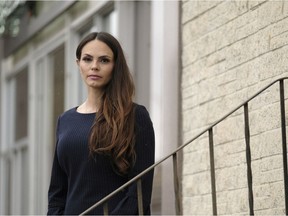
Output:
(181, 0), (288, 215)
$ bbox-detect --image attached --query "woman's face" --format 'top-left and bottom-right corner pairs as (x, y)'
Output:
(77, 39), (114, 91)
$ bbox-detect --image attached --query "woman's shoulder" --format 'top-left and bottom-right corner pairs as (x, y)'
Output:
(59, 107), (78, 119)
(55, 107), (78, 131)
(133, 103), (153, 129)
(57, 107), (89, 124)
(134, 103), (150, 117)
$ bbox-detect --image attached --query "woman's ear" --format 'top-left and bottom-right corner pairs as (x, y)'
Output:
(76, 59), (80, 66)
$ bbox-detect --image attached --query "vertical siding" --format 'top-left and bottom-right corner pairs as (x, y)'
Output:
(181, 0), (288, 214)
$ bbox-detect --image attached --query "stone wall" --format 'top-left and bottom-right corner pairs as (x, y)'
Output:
(181, 1), (288, 215)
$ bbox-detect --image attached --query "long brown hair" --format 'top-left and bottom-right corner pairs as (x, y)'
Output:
(76, 32), (136, 175)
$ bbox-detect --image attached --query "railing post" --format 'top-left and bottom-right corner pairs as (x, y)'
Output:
(137, 179), (144, 215)
(244, 103), (254, 215)
(208, 128), (217, 215)
(279, 79), (288, 215)
(103, 203), (109, 216)
(173, 153), (181, 215)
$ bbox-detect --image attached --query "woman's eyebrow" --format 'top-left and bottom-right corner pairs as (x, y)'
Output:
(82, 53), (93, 57)
(82, 54), (112, 59)
(99, 55), (113, 59)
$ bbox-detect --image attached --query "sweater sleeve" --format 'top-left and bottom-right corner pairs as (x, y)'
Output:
(111, 105), (155, 215)
(47, 118), (68, 215)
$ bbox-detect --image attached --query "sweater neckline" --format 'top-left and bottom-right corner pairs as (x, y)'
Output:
(74, 106), (96, 115)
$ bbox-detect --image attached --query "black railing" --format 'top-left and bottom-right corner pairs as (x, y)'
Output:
(80, 77), (288, 215)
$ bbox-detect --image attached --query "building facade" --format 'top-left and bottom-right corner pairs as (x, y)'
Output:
(0, 1), (180, 214)
(2, 0), (286, 215)
(181, 0), (288, 215)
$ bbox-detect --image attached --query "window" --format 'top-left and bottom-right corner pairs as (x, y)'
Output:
(1, 67), (29, 214)
(50, 45), (65, 148)
(15, 70), (28, 141)
(32, 45), (65, 214)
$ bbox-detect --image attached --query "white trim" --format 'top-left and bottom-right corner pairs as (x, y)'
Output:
(70, 1), (110, 32)
(0, 62), (9, 214)
(28, 55), (52, 214)
(115, 1), (135, 73)
(10, 154), (16, 214)
(2, 57), (28, 79)
(150, 0), (179, 215)
(28, 52), (37, 214)
(15, 151), (21, 214)
(31, 31), (66, 61)
(9, 79), (16, 149)
(41, 55), (54, 214)
(11, 138), (28, 151)
(0, 63), (8, 153)
(64, 28), (81, 109)
(0, 158), (7, 214)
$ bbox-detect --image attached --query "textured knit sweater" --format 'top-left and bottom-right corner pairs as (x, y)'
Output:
(47, 104), (155, 215)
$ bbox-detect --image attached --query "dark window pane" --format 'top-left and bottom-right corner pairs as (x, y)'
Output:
(15, 68), (28, 141)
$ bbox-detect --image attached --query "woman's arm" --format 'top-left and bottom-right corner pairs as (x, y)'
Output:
(47, 118), (68, 215)
(111, 105), (155, 215)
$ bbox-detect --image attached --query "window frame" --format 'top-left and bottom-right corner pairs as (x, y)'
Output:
(0, 64), (30, 214)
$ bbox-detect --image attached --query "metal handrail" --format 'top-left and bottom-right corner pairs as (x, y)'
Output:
(80, 77), (288, 215)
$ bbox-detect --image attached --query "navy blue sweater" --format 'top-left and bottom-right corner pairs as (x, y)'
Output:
(47, 104), (155, 215)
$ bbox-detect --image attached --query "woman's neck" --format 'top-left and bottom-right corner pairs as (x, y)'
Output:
(78, 89), (103, 113)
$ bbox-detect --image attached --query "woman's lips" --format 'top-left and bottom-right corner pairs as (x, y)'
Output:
(88, 75), (102, 80)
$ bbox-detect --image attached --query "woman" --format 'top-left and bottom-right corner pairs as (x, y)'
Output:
(47, 32), (155, 215)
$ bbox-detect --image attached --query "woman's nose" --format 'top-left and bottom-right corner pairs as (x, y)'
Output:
(91, 60), (99, 70)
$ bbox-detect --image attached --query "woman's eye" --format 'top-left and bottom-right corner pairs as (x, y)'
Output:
(100, 58), (110, 63)
(82, 57), (92, 62)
